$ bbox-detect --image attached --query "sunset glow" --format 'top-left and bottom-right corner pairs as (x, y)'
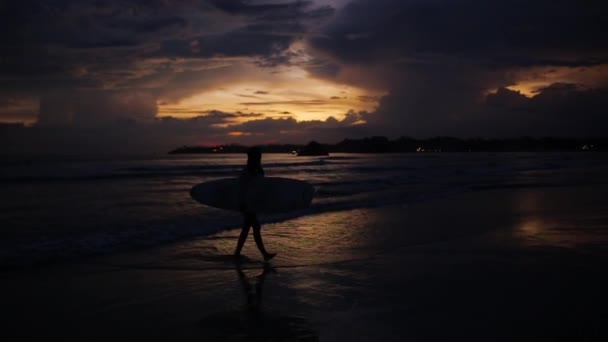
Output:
(505, 65), (608, 97)
(2, 2), (607, 339)
(157, 62), (385, 122)
(1, 0), (607, 153)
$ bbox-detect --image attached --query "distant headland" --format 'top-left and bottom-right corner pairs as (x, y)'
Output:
(169, 136), (607, 154)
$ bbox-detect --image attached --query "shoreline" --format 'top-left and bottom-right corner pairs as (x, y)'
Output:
(0, 179), (470, 271)
(3, 185), (607, 340)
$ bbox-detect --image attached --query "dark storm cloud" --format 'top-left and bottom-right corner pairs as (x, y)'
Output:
(255, 48), (304, 68)
(157, 2), (333, 62)
(312, 0), (608, 66)
(306, 0), (608, 137)
(310, 0), (608, 74)
(0, 1), (187, 50)
(481, 84), (608, 137)
(209, 0), (305, 15)
(0, 0), (330, 92)
(0, 0), (193, 95)
(38, 90), (157, 126)
(367, 80), (608, 138)
(120, 16), (187, 34)
(209, 0), (334, 22)
(158, 24), (296, 59)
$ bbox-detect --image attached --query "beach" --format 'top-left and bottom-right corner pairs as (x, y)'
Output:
(2, 1), (607, 339)
(3, 183), (607, 341)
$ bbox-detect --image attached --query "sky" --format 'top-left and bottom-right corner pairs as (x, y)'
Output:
(1, 0), (607, 154)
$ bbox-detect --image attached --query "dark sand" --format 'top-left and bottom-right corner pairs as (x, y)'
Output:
(2, 185), (607, 341)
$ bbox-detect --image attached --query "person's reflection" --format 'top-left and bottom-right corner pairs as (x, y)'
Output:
(199, 262), (318, 341)
(235, 261), (275, 316)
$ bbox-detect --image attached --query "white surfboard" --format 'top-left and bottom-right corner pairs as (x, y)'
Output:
(190, 177), (314, 214)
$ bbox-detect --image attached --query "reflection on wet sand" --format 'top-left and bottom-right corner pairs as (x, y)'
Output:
(513, 190), (608, 254)
(199, 262), (319, 341)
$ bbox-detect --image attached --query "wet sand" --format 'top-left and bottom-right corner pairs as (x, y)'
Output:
(2, 185), (607, 341)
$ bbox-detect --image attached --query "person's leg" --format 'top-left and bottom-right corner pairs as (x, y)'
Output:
(252, 215), (276, 261)
(235, 214), (252, 257)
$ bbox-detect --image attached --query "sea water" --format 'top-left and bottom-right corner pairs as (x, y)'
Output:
(1, 152), (607, 267)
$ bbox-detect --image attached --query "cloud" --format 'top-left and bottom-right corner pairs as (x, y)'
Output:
(0, 0), (333, 96)
(0, 0), (341, 132)
(2, 0), (608, 155)
(0, 108), (374, 154)
(208, 0), (308, 15)
(368, 81), (608, 138)
(235, 111), (264, 118)
(38, 90), (157, 126)
(311, 0), (608, 66)
(483, 85), (608, 137)
(305, 0), (608, 137)
(0, 95), (38, 123)
(239, 100), (329, 106)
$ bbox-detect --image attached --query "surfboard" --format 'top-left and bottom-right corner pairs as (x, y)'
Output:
(190, 177), (314, 214)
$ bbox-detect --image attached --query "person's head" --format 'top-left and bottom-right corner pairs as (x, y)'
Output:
(247, 146), (262, 166)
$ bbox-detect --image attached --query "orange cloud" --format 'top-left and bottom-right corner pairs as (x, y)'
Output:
(157, 58), (386, 123)
(228, 131), (252, 136)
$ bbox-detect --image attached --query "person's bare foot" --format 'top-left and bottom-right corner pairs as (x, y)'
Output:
(263, 252), (277, 262)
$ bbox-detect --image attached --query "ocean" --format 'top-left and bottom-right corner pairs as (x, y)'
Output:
(1, 152), (607, 268)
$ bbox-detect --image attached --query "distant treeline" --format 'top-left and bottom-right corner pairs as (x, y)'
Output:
(169, 136), (607, 154)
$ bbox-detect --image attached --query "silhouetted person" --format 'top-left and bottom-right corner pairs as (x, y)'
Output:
(234, 146), (276, 261)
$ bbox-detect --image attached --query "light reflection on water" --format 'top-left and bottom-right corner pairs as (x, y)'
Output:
(56, 184), (608, 340)
(133, 208), (387, 271)
(3, 152), (608, 267)
(197, 263), (319, 342)
(513, 189), (608, 254)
